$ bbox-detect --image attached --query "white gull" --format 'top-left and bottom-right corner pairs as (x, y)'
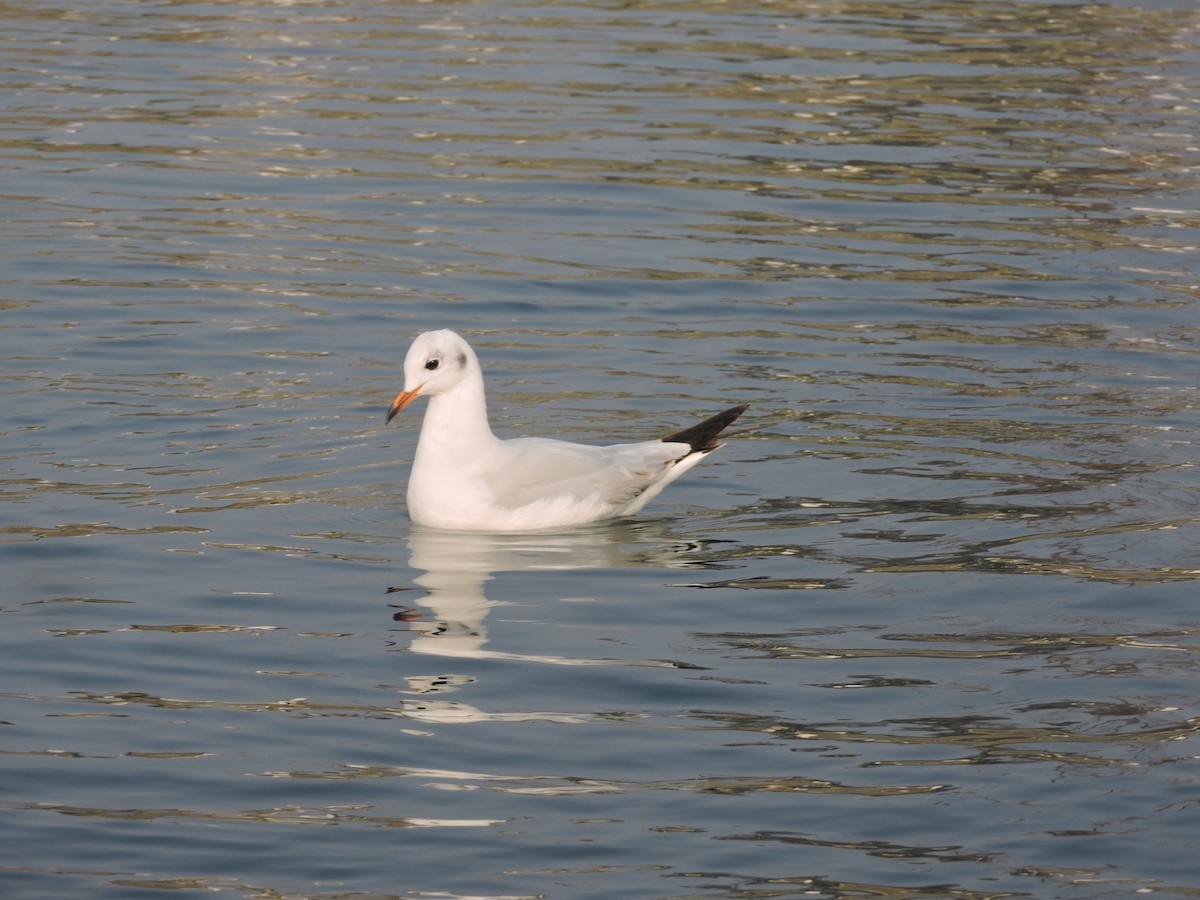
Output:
(385, 329), (747, 532)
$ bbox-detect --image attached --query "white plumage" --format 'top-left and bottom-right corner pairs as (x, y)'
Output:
(385, 330), (747, 532)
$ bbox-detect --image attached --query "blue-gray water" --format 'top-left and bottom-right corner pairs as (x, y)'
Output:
(3, 2), (1200, 898)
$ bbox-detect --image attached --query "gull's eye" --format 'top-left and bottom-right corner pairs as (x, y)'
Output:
(425, 358), (440, 371)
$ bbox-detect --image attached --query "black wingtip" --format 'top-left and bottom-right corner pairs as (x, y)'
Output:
(662, 403), (749, 453)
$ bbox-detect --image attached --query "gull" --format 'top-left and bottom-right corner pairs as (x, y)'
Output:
(384, 329), (748, 532)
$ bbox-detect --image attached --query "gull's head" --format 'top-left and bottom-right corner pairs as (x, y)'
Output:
(385, 329), (478, 423)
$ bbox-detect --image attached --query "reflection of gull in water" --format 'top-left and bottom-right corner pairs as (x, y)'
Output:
(397, 523), (708, 668)
(391, 524), (711, 725)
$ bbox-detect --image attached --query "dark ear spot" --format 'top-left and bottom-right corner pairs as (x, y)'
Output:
(457, 352), (468, 368)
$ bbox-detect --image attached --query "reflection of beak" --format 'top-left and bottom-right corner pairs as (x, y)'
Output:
(385, 386), (422, 423)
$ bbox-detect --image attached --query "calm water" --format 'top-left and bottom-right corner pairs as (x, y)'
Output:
(3, 1), (1200, 898)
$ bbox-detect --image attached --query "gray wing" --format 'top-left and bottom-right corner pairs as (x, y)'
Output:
(483, 437), (686, 511)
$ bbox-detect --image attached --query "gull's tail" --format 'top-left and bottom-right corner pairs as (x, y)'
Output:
(662, 404), (749, 454)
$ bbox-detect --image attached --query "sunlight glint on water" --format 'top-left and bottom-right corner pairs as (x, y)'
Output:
(2, 1), (1200, 898)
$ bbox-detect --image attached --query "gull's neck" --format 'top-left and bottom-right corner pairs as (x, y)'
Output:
(416, 370), (498, 459)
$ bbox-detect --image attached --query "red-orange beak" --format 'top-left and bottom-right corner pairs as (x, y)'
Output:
(385, 386), (422, 424)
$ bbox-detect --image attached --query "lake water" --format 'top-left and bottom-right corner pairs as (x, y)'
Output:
(3, 1), (1200, 897)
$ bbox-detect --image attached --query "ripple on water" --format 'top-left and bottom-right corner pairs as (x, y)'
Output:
(3, 0), (1200, 898)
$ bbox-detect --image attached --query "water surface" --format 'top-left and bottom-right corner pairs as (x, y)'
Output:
(3, 1), (1200, 898)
